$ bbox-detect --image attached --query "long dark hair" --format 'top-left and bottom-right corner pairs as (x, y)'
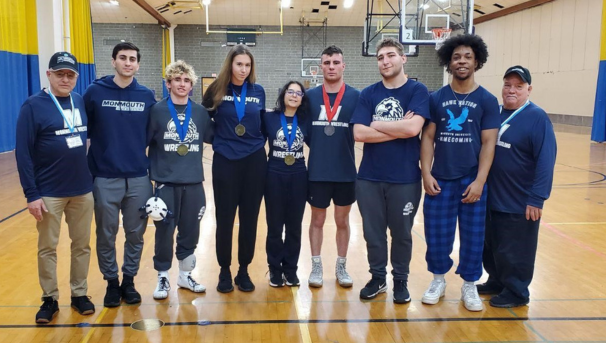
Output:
(202, 45), (257, 110)
(274, 81), (309, 121)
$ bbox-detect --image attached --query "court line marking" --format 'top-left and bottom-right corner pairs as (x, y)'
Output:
(79, 307), (108, 343)
(3, 316), (606, 329)
(0, 207), (27, 225)
(545, 222), (606, 225)
(507, 308), (549, 342)
(542, 222), (606, 260)
(291, 286), (312, 343)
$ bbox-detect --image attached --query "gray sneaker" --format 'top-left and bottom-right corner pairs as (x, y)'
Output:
(335, 257), (353, 287)
(308, 257), (323, 288)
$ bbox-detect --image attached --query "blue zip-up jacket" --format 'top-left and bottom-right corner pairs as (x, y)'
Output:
(83, 75), (156, 178)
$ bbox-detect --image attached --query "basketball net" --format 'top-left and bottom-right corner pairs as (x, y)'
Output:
(310, 69), (318, 84)
(432, 28), (452, 51)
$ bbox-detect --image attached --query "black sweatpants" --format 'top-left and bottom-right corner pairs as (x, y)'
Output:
(153, 183), (206, 272)
(265, 170), (308, 274)
(213, 148), (267, 271)
(483, 210), (540, 300)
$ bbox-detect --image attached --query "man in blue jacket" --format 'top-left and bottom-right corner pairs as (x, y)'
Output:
(16, 52), (95, 323)
(83, 42), (156, 307)
(478, 65), (557, 308)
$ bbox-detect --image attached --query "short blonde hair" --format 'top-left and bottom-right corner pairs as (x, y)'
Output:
(165, 60), (198, 86)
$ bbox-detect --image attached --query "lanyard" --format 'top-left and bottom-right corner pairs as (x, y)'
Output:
(280, 113), (298, 152)
(500, 100), (530, 128)
(48, 90), (75, 133)
(232, 81), (248, 123)
(167, 97), (192, 142)
(321, 83), (345, 123)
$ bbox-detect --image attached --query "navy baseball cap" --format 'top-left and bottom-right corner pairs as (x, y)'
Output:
(504, 65), (531, 85)
(49, 51), (79, 75)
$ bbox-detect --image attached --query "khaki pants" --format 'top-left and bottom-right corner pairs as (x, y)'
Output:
(37, 193), (93, 300)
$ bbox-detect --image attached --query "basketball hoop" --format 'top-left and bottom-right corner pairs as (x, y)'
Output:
(310, 67), (318, 84)
(432, 28), (452, 51)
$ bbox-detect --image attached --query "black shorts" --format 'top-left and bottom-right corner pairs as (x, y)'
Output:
(307, 181), (356, 209)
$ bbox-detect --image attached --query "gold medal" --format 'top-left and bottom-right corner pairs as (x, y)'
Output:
(177, 144), (189, 156)
(284, 155), (295, 166)
(235, 124), (246, 136)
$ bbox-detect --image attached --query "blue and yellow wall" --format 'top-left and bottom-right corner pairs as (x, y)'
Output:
(591, 0), (606, 142)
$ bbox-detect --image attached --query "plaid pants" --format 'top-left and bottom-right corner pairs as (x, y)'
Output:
(423, 174), (487, 281)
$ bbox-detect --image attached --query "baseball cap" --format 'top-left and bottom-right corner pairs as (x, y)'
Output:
(504, 65), (531, 84)
(48, 52), (79, 75)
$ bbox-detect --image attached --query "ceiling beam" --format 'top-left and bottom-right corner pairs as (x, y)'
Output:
(132, 0), (171, 27)
(473, 0), (555, 25)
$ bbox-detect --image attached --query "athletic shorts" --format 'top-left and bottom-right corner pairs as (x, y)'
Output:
(307, 181), (356, 209)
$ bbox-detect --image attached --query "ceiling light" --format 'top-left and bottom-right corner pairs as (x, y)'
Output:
(421, 4), (430, 9)
(109, 0), (119, 5)
(344, 0), (354, 8)
(203, 0), (211, 5)
(281, 0), (291, 8)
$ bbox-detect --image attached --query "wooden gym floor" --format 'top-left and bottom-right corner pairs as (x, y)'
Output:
(0, 123), (604, 343)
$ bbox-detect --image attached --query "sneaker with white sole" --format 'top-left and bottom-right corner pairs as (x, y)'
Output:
(335, 257), (353, 287)
(153, 276), (171, 300)
(461, 283), (483, 311)
(359, 277), (387, 299)
(421, 279), (447, 305)
(308, 257), (323, 288)
(178, 274), (206, 293)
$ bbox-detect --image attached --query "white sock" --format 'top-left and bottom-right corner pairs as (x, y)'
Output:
(337, 256), (346, 264)
(433, 274), (445, 281)
(158, 271), (169, 278)
(179, 270), (191, 278)
(464, 281), (475, 286)
(312, 255), (322, 261)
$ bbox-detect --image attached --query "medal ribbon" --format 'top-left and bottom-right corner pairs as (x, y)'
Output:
(232, 81), (248, 124)
(48, 90), (75, 133)
(500, 100), (530, 128)
(280, 113), (298, 153)
(321, 83), (345, 124)
(167, 97), (192, 142)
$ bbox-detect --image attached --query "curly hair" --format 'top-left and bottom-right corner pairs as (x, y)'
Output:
(436, 34), (489, 73)
(165, 60), (198, 86)
(274, 81), (309, 121)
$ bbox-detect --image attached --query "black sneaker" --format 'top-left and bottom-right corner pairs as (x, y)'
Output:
(217, 271), (234, 293)
(36, 297), (59, 324)
(489, 292), (529, 308)
(393, 279), (411, 304)
(71, 296), (95, 315)
(234, 272), (255, 292)
(104, 278), (121, 307)
(121, 275), (141, 304)
(269, 270), (284, 288)
(359, 277), (387, 300)
(477, 279), (503, 295)
(284, 273), (300, 287)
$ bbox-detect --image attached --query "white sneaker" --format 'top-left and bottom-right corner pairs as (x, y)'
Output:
(421, 279), (447, 305)
(308, 257), (323, 288)
(461, 283), (484, 311)
(153, 276), (171, 300)
(178, 274), (206, 293)
(335, 257), (353, 287)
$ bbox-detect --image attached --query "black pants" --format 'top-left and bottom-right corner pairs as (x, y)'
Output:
(265, 170), (307, 274)
(483, 210), (540, 300)
(153, 183), (206, 271)
(213, 148), (267, 271)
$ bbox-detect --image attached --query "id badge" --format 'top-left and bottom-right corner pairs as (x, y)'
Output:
(66, 135), (83, 149)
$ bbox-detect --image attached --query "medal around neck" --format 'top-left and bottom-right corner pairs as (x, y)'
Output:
(177, 144), (189, 156)
(284, 154), (295, 166)
(235, 123), (246, 136)
(324, 124), (335, 136)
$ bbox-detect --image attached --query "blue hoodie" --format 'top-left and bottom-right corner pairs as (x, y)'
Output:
(83, 75), (156, 178)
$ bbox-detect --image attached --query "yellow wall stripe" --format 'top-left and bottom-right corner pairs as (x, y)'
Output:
(601, 0), (606, 61)
(69, 0), (95, 64)
(0, 0), (37, 54)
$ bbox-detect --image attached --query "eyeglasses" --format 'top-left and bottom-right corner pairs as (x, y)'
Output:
(51, 71), (77, 80)
(286, 89), (304, 97)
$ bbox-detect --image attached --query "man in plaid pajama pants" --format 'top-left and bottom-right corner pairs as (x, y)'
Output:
(420, 34), (500, 312)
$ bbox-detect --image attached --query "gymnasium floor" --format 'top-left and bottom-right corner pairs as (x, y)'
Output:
(0, 123), (604, 343)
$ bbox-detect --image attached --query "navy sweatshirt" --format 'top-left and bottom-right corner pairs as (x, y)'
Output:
(83, 75), (156, 178)
(488, 102), (557, 214)
(16, 90), (93, 202)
